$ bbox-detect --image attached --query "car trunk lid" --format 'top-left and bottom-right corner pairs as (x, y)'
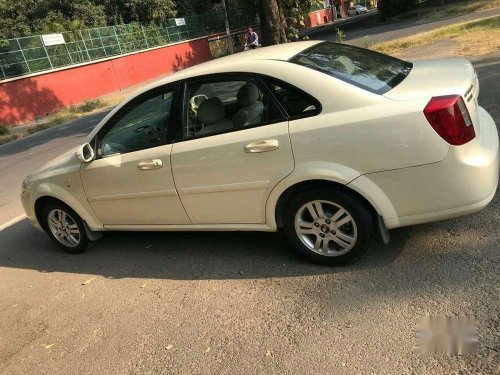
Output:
(384, 58), (480, 136)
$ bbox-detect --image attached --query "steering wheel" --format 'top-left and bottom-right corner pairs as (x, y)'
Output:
(190, 94), (208, 115)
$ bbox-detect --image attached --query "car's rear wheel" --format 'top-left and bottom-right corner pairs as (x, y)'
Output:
(41, 202), (89, 254)
(356, 11), (359, 15)
(283, 189), (375, 265)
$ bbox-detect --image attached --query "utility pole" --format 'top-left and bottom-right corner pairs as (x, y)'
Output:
(221, 0), (234, 54)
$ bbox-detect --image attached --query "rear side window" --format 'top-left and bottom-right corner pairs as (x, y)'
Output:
(266, 78), (320, 118)
(289, 41), (413, 94)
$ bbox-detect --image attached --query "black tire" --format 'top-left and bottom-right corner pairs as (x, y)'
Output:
(356, 11), (359, 15)
(40, 201), (89, 254)
(283, 189), (375, 266)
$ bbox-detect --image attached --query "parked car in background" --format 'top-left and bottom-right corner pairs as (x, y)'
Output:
(21, 41), (499, 265)
(348, 5), (368, 16)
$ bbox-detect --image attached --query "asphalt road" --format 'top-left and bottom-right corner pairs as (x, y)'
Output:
(1, 26), (500, 375)
(309, 7), (500, 46)
(0, 110), (111, 225)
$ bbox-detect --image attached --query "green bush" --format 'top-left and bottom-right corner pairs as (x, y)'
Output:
(0, 123), (11, 135)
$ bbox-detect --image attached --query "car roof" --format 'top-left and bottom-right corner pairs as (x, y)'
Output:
(143, 40), (322, 87)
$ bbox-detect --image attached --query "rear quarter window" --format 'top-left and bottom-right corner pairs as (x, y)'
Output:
(289, 41), (413, 94)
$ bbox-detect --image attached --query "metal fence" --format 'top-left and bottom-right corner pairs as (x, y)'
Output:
(0, 11), (258, 81)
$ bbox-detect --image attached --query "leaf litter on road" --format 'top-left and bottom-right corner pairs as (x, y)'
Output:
(82, 277), (96, 285)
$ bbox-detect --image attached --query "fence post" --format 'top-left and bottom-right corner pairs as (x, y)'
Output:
(17, 38), (32, 73)
(79, 30), (91, 61)
(38, 36), (54, 69)
(113, 26), (123, 54)
(155, 26), (163, 46)
(165, 26), (171, 44)
(96, 28), (107, 56)
(0, 61), (5, 79)
(141, 25), (149, 48)
(64, 37), (74, 65)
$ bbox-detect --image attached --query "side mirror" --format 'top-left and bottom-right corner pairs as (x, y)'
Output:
(76, 143), (95, 163)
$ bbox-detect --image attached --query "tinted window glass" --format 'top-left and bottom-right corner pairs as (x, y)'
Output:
(100, 90), (173, 156)
(267, 78), (320, 117)
(184, 78), (283, 139)
(290, 41), (413, 94)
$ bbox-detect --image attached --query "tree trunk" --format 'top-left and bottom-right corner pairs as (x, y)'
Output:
(260, 0), (287, 46)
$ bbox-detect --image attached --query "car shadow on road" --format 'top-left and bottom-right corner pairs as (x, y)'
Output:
(0, 219), (409, 281)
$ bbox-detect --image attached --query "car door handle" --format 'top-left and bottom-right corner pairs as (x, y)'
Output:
(244, 140), (279, 153)
(138, 159), (163, 170)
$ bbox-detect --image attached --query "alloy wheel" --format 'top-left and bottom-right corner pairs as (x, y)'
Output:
(294, 200), (358, 257)
(47, 209), (81, 248)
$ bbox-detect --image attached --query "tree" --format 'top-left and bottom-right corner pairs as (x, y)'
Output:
(258, 0), (322, 46)
(0, 0), (176, 38)
(259, 0), (287, 46)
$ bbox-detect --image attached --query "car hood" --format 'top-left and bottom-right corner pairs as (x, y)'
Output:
(27, 147), (82, 183)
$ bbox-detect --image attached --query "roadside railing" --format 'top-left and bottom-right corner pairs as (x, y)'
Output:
(0, 11), (258, 81)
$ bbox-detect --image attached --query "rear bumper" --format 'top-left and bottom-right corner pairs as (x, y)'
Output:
(350, 106), (499, 229)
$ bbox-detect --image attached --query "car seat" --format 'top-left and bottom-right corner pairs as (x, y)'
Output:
(196, 97), (233, 135)
(232, 82), (264, 127)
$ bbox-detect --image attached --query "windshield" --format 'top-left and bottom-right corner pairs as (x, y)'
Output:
(289, 42), (413, 94)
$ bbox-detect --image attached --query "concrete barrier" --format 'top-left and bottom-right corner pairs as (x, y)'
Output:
(0, 37), (211, 126)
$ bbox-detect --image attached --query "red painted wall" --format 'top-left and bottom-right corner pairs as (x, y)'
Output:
(0, 37), (211, 126)
(305, 9), (333, 28)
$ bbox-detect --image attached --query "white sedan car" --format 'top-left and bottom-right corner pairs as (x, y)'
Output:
(348, 5), (368, 16)
(21, 41), (499, 265)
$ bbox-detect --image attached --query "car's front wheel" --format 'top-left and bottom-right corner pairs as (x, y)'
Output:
(283, 189), (375, 265)
(41, 202), (89, 253)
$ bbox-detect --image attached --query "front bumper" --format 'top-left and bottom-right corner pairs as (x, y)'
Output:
(350, 106), (499, 229)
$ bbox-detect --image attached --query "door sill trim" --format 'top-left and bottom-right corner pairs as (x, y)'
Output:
(103, 223), (276, 232)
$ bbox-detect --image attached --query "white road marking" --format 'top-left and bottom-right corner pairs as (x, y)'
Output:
(0, 214), (27, 231)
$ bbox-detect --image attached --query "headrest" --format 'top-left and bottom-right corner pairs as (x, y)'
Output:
(237, 82), (260, 107)
(197, 97), (225, 125)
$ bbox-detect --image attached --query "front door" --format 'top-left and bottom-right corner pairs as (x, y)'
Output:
(171, 75), (294, 224)
(80, 85), (190, 225)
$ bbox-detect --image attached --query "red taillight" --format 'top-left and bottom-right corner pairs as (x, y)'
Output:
(423, 95), (475, 146)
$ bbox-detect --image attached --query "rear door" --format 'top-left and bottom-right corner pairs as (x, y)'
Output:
(170, 74), (294, 224)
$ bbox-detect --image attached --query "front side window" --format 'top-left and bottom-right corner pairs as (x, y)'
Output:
(290, 41), (413, 94)
(99, 89), (174, 156)
(184, 77), (283, 139)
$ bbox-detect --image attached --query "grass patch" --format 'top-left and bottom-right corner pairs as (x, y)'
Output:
(0, 124), (18, 145)
(0, 133), (18, 145)
(68, 99), (104, 114)
(0, 97), (109, 146)
(373, 16), (500, 55)
(386, 0), (500, 22)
